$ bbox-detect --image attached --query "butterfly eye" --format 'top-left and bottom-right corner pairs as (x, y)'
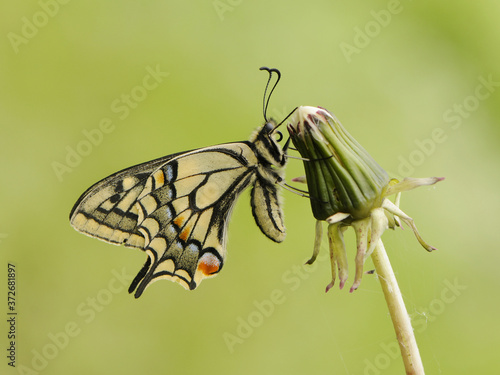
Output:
(264, 122), (274, 133)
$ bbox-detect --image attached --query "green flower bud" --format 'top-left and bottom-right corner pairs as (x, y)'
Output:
(287, 106), (443, 293)
(287, 106), (390, 220)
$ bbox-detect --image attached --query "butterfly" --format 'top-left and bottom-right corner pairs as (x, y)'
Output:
(69, 67), (289, 298)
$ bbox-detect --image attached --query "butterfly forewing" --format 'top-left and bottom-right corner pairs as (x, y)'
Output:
(70, 153), (183, 249)
(70, 124), (286, 297)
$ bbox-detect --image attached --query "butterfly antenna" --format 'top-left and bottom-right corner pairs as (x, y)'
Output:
(259, 67), (281, 122)
(274, 106), (298, 131)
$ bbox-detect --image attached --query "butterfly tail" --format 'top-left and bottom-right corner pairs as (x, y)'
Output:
(129, 253), (201, 297)
(128, 257), (152, 298)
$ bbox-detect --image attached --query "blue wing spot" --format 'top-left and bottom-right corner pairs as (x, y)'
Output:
(186, 242), (200, 255)
(165, 204), (174, 220)
(164, 162), (178, 184)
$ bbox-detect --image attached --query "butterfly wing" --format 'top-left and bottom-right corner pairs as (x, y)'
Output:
(70, 143), (259, 297)
(247, 122), (287, 243)
(251, 176), (286, 243)
(70, 152), (185, 249)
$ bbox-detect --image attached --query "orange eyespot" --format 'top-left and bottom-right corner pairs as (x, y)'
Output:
(197, 253), (221, 276)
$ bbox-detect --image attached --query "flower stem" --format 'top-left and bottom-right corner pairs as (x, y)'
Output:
(371, 239), (425, 375)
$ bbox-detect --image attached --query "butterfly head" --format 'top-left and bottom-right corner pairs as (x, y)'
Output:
(250, 120), (289, 168)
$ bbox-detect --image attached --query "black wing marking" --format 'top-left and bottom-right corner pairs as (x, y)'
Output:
(69, 151), (186, 248)
(251, 175), (286, 243)
(70, 143), (260, 297)
(128, 145), (258, 297)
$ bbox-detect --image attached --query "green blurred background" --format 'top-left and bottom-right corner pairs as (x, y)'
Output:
(2, 1), (499, 374)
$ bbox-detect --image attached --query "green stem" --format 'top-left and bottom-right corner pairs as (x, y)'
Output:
(371, 239), (425, 375)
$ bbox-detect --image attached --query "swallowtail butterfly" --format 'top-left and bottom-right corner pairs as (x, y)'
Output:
(69, 68), (289, 297)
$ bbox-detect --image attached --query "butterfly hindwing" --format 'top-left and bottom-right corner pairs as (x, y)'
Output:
(128, 144), (259, 296)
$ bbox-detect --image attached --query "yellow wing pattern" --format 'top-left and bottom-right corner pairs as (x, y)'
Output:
(70, 135), (285, 297)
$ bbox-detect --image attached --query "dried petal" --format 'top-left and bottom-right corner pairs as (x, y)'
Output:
(351, 218), (370, 292)
(382, 200), (437, 252)
(326, 223), (348, 291)
(306, 220), (323, 265)
(366, 207), (389, 259)
(385, 177), (445, 197)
